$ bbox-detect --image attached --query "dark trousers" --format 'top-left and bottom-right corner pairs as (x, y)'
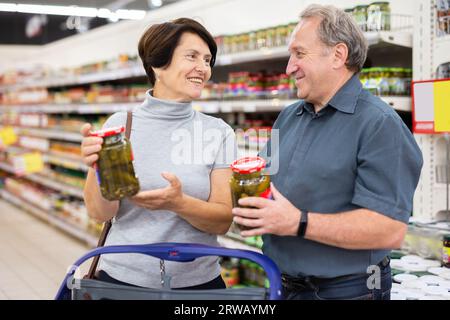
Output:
(96, 270), (226, 290)
(282, 259), (392, 300)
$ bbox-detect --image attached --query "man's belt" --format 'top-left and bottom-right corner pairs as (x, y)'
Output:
(281, 256), (390, 292)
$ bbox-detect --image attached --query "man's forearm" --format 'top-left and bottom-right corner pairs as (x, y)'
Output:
(304, 209), (407, 250)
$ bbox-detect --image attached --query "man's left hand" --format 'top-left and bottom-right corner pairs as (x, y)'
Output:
(232, 183), (301, 237)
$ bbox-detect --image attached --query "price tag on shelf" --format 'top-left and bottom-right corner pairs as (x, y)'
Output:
(12, 152), (44, 175)
(0, 126), (18, 147)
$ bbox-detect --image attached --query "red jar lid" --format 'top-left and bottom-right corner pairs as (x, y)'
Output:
(231, 156), (266, 174)
(90, 126), (125, 138)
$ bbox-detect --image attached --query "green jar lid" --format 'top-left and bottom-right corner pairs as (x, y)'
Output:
(371, 1), (390, 4)
(444, 234), (450, 241)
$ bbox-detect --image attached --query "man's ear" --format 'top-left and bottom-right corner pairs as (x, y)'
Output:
(333, 43), (349, 69)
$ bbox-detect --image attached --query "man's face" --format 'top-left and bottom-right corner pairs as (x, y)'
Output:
(286, 17), (335, 104)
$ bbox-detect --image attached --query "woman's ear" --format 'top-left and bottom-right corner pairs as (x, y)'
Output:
(333, 43), (349, 69)
(152, 67), (161, 82)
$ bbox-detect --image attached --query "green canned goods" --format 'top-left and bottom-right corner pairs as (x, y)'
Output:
(230, 157), (271, 232)
(91, 126), (140, 201)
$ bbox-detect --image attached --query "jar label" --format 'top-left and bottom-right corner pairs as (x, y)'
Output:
(260, 187), (272, 200)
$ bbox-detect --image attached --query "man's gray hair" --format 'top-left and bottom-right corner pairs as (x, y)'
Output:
(300, 4), (368, 73)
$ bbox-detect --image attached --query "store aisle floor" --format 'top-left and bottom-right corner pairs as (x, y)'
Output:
(0, 200), (91, 300)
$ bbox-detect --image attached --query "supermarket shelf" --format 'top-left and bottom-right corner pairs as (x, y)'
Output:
(194, 99), (297, 113)
(365, 31), (413, 48)
(0, 160), (84, 198)
(215, 31), (412, 66)
(216, 46), (290, 66)
(0, 65), (146, 93)
(0, 162), (17, 174)
(0, 30), (412, 93)
(5, 146), (87, 172)
(218, 234), (262, 253)
(2, 96), (410, 116)
(25, 173), (84, 199)
(381, 96), (411, 112)
(43, 153), (88, 172)
(0, 102), (139, 114)
(13, 127), (83, 142)
(198, 96), (411, 113)
(0, 189), (97, 247)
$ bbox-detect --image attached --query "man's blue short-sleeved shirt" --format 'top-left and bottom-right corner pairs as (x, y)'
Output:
(261, 74), (423, 278)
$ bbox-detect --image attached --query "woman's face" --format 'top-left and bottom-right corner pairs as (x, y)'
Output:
(153, 32), (212, 102)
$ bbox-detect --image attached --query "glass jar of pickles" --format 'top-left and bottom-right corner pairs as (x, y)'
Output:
(230, 156), (271, 231)
(353, 5), (369, 31)
(367, 2), (391, 31)
(90, 126), (140, 201)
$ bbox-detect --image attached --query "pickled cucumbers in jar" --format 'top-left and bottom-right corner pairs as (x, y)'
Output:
(230, 157), (271, 231)
(91, 126), (140, 201)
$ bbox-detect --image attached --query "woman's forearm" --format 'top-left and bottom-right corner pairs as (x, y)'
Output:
(84, 168), (119, 223)
(174, 194), (232, 235)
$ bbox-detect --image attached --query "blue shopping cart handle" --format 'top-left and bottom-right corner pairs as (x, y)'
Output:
(55, 242), (282, 300)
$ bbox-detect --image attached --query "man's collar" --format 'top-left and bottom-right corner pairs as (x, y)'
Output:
(296, 74), (362, 116)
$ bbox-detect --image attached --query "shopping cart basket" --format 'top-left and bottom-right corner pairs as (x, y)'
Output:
(54, 242), (282, 300)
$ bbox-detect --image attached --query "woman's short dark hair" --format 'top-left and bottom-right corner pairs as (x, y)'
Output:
(138, 18), (217, 86)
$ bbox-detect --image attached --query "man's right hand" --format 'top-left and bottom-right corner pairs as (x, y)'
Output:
(80, 123), (103, 168)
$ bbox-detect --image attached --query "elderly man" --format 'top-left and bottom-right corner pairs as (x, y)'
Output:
(232, 4), (423, 300)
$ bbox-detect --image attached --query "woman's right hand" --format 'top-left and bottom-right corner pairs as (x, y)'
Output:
(80, 123), (103, 168)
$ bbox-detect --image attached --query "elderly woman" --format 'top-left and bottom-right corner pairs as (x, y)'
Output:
(80, 18), (236, 289)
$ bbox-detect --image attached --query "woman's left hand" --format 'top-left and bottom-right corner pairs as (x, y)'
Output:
(130, 172), (185, 211)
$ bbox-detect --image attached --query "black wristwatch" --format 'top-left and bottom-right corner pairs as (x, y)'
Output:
(297, 209), (308, 238)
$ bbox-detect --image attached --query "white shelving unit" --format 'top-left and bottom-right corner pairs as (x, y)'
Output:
(1, 96), (411, 117)
(412, 0), (450, 221)
(0, 161), (84, 199)
(0, 102), (139, 114)
(13, 127), (83, 142)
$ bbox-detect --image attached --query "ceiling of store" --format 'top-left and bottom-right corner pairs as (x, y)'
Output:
(0, 0), (184, 45)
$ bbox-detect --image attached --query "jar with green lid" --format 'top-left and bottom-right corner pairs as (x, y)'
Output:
(443, 234), (450, 268)
(403, 68), (412, 96)
(248, 31), (258, 51)
(359, 68), (368, 86)
(367, 2), (391, 31)
(379, 67), (391, 95)
(365, 67), (380, 95)
(91, 126), (140, 201)
(388, 68), (400, 96)
(230, 156), (271, 232)
(353, 5), (369, 31)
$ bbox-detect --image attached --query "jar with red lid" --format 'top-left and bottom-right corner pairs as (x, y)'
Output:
(230, 156), (271, 231)
(90, 125), (140, 201)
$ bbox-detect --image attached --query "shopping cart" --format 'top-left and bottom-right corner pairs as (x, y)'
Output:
(54, 242), (283, 300)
